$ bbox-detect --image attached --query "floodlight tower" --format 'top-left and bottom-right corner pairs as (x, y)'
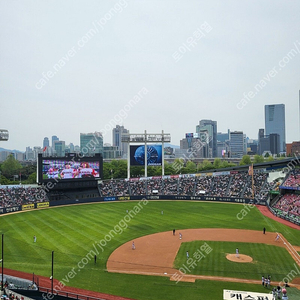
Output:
(0, 130), (9, 185)
(122, 130), (171, 178)
(0, 130), (9, 141)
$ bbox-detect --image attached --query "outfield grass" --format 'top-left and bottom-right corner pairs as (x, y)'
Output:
(1, 200), (300, 300)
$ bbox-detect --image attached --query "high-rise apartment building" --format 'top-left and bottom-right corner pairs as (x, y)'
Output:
(196, 120), (217, 158)
(229, 131), (244, 158)
(80, 132), (103, 156)
(265, 104), (286, 153)
(112, 125), (129, 157)
(53, 140), (65, 157)
(43, 137), (49, 148)
(52, 135), (59, 147)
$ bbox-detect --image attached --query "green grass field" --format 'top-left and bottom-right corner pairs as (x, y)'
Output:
(174, 241), (297, 280)
(1, 200), (300, 300)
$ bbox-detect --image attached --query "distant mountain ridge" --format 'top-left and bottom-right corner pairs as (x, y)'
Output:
(0, 147), (23, 153)
(164, 143), (179, 149)
(0, 144), (179, 154)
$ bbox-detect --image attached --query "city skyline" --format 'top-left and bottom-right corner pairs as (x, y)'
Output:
(0, 108), (290, 152)
(1, 1), (300, 151)
(265, 104), (286, 153)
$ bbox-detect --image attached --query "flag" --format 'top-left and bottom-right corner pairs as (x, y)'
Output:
(43, 146), (47, 152)
(248, 164), (253, 176)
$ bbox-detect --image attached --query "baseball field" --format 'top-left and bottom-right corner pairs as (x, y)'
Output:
(1, 200), (300, 300)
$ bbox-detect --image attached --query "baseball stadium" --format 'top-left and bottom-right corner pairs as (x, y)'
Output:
(1, 152), (300, 300)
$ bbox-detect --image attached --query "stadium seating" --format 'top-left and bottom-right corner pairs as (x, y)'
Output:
(98, 171), (269, 200)
(0, 186), (47, 208)
(0, 170), (277, 208)
(281, 169), (300, 188)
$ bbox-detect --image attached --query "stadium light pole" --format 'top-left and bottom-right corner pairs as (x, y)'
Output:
(51, 251), (54, 295)
(1, 234), (3, 292)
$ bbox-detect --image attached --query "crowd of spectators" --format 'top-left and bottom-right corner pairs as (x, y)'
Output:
(162, 177), (179, 195)
(1, 170), (295, 210)
(273, 194), (300, 217)
(281, 169), (300, 188)
(128, 179), (146, 195)
(194, 176), (213, 195)
(0, 186), (47, 208)
(113, 180), (130, 196)
(227, 173), (247, 198)
(98, 171), (270, 200)
(178, 176), (195, 196)
(210, 175), (230, 197)
(147, 177), (163, 195)
(243, 173), (269, 199)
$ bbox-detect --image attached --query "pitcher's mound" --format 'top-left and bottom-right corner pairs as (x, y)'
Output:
(226, 254), (253, 263)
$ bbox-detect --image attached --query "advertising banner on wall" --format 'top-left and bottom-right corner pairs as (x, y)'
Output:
(223, 289), (272, 300)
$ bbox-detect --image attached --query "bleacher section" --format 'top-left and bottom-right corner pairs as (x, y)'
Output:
(98, 171), (269, 200)
(270, 169), (300, 225)
(0, 170), (277, 209)
(2, 168), (300, 226)
(280, 169), (300, 188)
(0, 186), (47, 208)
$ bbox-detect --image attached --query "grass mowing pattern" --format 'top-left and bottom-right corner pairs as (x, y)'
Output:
(174, 241), (297, 280)
(1, 201), (300, 300)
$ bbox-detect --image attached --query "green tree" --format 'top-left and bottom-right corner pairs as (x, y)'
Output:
(130, 165), (144, 177)
(164, 161), (175, 175)
(1, 154), (22, 179)
(199, 160), (213, 171)
(27, 172), (37, 184)
(172, 158), (184, 174)
(267, 156), (274, 161)
(103, 161), (112, 179)
(186, 161), (196, 172)
(20, 164), (36, 180)
(213, 158), (222, 169)
(220, 160), (236, 168)
(0, 174), (10, 185)
(239, 155), (252, 166)
(253, 155), (264, 164)
(110, 160), (127, 179)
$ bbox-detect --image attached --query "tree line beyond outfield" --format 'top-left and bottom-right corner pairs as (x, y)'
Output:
(0, 154), (286, 184)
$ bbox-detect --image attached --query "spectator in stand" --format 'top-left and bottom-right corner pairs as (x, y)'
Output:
(0, 186), (47, 208)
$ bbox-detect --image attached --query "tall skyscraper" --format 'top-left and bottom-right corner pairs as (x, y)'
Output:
(269, 133), (280, 155)
(196, 120), (217, 157)
(80, 132), (103, 155)
(112, 125), (129, 157)
(69, 143), (75, 153)
(53, 140), (65, 157)
(43, 137), (49, 148)
(52, 135), (59, 147)
(265, 104), (286, 153)
(229, 131), (244, 158)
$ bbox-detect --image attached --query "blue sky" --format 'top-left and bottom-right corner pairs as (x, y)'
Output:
(1, 0), (300, 150)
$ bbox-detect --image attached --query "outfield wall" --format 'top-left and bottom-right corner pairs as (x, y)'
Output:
(0, 195), (258, 216)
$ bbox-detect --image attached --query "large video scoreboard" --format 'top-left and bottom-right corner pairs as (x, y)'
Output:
(37, 153), (103, 186)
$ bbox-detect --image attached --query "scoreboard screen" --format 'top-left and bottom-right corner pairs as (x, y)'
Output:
(37, 153), (103, 184)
